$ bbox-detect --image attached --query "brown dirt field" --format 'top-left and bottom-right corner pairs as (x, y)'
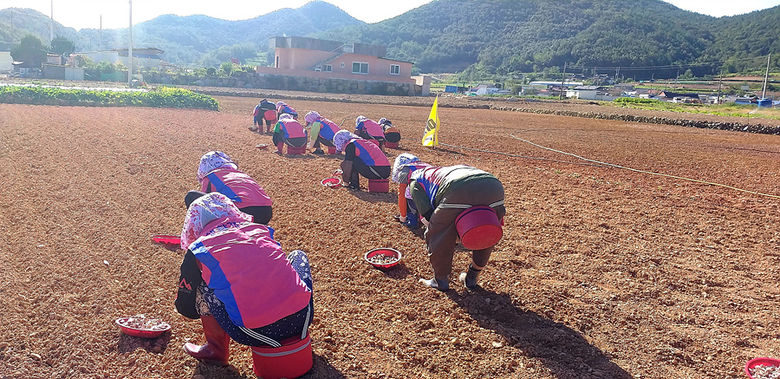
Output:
(1, 96), (779, 379)
(187, 85), (780, 129)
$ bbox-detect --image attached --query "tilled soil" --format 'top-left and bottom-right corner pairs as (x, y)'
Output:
(0, 97), (779, 379)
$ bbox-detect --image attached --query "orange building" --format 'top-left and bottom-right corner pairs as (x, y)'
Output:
(256, 37), (414, 85)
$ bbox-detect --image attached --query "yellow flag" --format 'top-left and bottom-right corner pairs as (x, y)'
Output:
(422, 95), (439, 147)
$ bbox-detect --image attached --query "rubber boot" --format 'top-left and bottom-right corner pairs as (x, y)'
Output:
(183, 315), (230, 364)
(276, 142), (284, 155)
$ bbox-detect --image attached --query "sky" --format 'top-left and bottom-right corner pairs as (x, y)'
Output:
(0, 0), (778, 30)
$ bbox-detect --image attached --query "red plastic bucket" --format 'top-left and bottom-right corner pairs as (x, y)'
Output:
(745, 357), (780, 379)
(327, 146), (337, 154)
(251, 335), (313, 379)
(455, 206), (503, 250)
(368, 179), (389, 193)
(385, 141), (399, 149)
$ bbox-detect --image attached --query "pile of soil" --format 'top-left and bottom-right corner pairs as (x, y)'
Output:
(0, 96), (778, 378)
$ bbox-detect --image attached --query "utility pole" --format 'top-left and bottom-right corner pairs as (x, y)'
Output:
(615, 66), (620, 83)
(717, 70), (723, 104)
(761, 53), (771, 100)
(49, 0), (54, 45)
(99, 15), (103, 50)
(559, 62), (567, 100)
(128, 0), (133, 86)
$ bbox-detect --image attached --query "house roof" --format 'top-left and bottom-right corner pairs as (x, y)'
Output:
(659, 91), (699, 99)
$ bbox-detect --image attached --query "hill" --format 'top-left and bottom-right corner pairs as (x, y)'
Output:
(0, 8), (79, 50)
(0, 1), (364, 65)
(317, 0), (779, 77)
(1, 0), (777, 77)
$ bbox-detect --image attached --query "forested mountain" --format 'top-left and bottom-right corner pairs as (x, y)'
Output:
(0, 1), (363, 65)
(1, 0), (777, 77)
(0, 8), (79, 50)
(316, 0), (779, 77)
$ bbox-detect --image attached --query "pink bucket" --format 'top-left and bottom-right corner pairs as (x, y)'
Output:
(251, 335), (313, 379)
(385, 141), (399, 149)
(327, 146), (337, 154)
(368, 179), (389, 193)
(455, 206), (503, 250)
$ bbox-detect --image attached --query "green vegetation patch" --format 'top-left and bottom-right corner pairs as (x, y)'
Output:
(613, 97), (779, 120)
(0, 86), (219, 111)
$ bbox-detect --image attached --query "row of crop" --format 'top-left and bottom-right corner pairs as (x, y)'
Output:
(0, 86), (219, 111)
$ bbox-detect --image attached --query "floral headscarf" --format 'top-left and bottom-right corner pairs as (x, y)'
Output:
(304, 111), (321, 124)
(279, 113), (294, 121)
(355, 115), (368, 128)
(197, 151), (238, 182)
(333, 130), (359, 153)
(391, 153), (421, 183)
(180, 192), (253, 250)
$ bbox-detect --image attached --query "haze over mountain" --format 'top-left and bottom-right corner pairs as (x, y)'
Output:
(1, 0), (777, 77)
(0, 1), (363, 65)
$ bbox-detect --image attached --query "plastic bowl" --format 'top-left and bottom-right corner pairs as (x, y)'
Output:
(116, 316), (171, 338)
(256, 143), (269, 150)
(745, 357), (780, 379)
(321, 177), (342, 188)
(364, 248), (402, 269)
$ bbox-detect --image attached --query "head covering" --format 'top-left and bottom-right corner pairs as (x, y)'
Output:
(279, 113), (293, 121)
(379, 117), (391, 126)
(391, 153), (421, 183)
(355, 115), (368, 127)
(333, 130), (358, 152)
(276, 101), (287, 108)
(197, 151), (238, 181)
(304, 111), (321, 124)
(180, 192), (253, 249)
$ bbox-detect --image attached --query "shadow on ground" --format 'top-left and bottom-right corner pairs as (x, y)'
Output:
(191, 353), (345, 379)
(446, 289), (631, 379)
(117, 331), (171, 354)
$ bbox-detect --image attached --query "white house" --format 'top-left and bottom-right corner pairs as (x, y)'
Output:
(565, 85), (616, 101)
(0, 52), (12, 72)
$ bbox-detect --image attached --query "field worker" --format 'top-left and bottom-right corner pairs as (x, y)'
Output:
(176, 193), (313, 367)
(379, 118), (401, 147)
(253, 99), (277, 134)
(185, 151), (273, 224)
(272, 114), (308, 155)
(276, 101), (298, 120)
(355, 115), (386, 149)
(391, 153), (430, 229)
(304, 111), (342, 155)
(333, 129), (390, 190)
(409, 165), (506, 291)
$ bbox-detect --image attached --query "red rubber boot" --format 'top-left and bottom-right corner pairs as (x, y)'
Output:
(183, 315), (230, 364)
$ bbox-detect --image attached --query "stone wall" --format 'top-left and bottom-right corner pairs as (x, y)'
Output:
(144, 70), (417, 96)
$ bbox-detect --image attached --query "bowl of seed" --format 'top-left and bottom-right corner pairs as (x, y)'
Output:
(364, 248), (402, 269)
(746, 357), (780, 379)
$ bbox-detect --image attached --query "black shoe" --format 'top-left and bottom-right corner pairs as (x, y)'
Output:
(313, 149), (325, 155)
